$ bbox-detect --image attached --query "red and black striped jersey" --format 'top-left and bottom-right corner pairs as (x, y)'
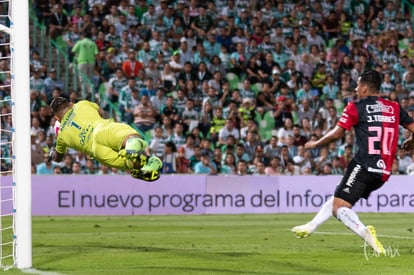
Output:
(337, 96), (414, 181)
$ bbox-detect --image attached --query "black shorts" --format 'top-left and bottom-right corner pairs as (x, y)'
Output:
(334, 159), (385, 206)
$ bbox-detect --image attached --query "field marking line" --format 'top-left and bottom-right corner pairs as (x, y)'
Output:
(314, 231), (414, 240)
(21, 268), (65, 275)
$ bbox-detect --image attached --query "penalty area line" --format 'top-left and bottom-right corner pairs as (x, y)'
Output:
(314, 231), (414, 240)
(21, 268), (65, 275)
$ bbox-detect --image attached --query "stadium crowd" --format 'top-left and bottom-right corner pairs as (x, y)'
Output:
(5, 0), (414, 176)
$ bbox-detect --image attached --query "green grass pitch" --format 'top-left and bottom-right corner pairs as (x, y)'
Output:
(4, 213), (414, 274)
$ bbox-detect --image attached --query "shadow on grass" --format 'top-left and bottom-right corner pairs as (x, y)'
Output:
(38, 245), (332, 274)
(132, 266), (270, 274)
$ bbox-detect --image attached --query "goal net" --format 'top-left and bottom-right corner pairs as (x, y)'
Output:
(0, 0), (31, 269)
(0, 0), (13, 268)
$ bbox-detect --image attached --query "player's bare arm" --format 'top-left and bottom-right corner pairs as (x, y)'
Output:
(304, 125), (345, 149)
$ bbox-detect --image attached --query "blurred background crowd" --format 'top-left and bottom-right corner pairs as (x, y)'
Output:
(3, 0), (414, 176)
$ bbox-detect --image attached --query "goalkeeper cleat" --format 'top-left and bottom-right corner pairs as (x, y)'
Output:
(131, 169), (160, 182)
(130, 156), (163, 182)
(363, 225), (385, 255)
(131, 169), (140, 179)
(119, 149), (148, 170)
(291, 223), (316, 239)
(124, 137), (147, 162)
(141, 156), (163, 173)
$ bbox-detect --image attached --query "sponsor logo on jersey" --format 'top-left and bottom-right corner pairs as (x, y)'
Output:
(79, 123), (92, 145)
(367, 167), (391, 175)
(366, 101), (394, 114)
(377, 159), (386, 169)
(59, 109), (75, 131)
(339, 112), (349, 124)
(367, 159), (390, 175)
(339, 117), (348, 123)
(345, 164), (361, 188)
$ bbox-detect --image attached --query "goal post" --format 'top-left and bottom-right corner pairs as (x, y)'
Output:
(12, 0), (32, 269)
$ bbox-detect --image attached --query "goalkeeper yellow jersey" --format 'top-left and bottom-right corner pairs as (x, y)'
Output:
(55, 100), (146, 170)
(55, 100), (105, 155)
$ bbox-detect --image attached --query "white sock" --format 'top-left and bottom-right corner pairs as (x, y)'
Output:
(336, 207), (366, 238)
(309, 196), (333, 228)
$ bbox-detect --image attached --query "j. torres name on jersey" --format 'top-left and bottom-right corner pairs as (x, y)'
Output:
(366, 114), (395, 123)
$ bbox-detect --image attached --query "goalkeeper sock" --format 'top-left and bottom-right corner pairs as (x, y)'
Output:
(336, 207), (366, 238)
(308, 196), (333, 228)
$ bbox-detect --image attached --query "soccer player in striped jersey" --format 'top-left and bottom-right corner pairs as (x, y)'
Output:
(292, 70), (414, 254)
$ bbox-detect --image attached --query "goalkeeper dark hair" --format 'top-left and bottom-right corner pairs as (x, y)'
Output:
(358, 70), (382, 92)
(50, 96), (69, 114)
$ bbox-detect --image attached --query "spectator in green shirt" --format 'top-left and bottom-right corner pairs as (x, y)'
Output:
(72, 31), (98, 97)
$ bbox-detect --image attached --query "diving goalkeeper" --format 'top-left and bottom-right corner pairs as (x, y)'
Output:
(49, 97), (162, 181)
